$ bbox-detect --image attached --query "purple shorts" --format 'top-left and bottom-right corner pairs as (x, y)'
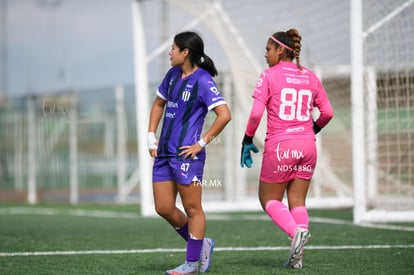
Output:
(152, 157), (205, 185)
(260, 138), (317, 183)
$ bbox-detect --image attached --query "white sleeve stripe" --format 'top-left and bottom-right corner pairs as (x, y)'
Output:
(156, 89), (167, 101)
(208, 100), (227, 111)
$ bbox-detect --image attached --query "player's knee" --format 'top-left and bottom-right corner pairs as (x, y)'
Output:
(154, 203), (174, 218)
(183, 204), (203, 218)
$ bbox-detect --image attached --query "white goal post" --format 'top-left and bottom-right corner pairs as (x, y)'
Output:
(351, 0), (414, 223)
(132, 0), (414, 222)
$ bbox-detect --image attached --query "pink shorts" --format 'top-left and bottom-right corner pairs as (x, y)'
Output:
(260, 138), (317, 183)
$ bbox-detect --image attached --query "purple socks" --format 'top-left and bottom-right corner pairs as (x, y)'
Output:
(175, 223), (189, 241)
(176, 223), (203, 262)
(186, 235), (203, 262)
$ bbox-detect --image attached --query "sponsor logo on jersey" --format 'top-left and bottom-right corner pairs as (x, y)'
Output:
(286, 77), (310, 85)
(167, 101), (178, 108)
(209, 86), (220, 96)
(275, 142), (305, 162)
(286, 126), (305, 132)
(165, 112), (175, 118)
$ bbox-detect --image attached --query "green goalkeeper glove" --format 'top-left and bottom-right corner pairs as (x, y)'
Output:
(240, 134), (259, 168)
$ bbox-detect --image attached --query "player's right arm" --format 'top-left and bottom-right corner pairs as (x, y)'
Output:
(147, 96), (166, 159)
(241, 71), (268, 168)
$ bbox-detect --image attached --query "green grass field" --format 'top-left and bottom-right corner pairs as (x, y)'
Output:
(0, 203), (413, 274)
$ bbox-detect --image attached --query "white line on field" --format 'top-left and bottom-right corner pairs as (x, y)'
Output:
(1, 207), (414, 232)
(0, 207), (140, 219)
(2, 244), (414, 257)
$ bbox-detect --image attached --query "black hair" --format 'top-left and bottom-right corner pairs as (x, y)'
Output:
(174, 31), (218, 77)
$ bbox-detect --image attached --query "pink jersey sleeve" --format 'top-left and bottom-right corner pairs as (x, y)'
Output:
(245, 98), (266, 137)
(252, 71), (270, 105)
(245, 71), (269, 137)
(313, 79), (333, 128)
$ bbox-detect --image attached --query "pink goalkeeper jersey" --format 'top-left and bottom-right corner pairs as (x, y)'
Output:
(249, 61), (333, 140)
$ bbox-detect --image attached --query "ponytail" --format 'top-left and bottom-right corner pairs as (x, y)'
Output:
(174, 31), (218, 77)
(287, 29), (302, 70)
(197, 53), (218, 77)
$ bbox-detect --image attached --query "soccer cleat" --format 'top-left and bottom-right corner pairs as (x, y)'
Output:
(165, 261), (198, 275)
(286, 227), (310, 269)
(284, 258), (303, 269)
(199, 238), (215, 272)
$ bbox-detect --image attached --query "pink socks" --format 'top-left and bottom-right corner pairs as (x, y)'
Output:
(265, 200), (297, 238)
(265, 200), (309, 238)
(291, 206), (309, 229)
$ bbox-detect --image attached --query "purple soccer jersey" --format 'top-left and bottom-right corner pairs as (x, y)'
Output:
(156, 66), (226, 160)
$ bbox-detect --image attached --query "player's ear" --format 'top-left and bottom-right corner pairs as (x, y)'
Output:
(182, 48), (189, 57)
(276, 45), (284, 56)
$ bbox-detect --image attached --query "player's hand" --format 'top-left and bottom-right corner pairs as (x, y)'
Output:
(179, 143), (203, 160)
(147, 132), (158, 160)
(313, 120), (322, 134)
(240, 134), (259, 168)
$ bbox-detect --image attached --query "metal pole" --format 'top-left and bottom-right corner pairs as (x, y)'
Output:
(366, 67), (377, 202)
(69, 92), (78, 204)
(0, 0), (7, 98)
(27, 96), (37, 204)
(116, 85), (127, 203)
(131, 0), (153, 216)
(351, 0), (366, 223)
(223, 73), (234, 201)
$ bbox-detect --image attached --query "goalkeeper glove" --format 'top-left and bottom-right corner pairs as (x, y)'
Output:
(240, 134), (259, 168)
(313, 120), (322, 134)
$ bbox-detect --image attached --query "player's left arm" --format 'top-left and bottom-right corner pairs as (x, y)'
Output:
(313, 80), (334, 132)
(201, 103), (232, 145)
(179, 103), (231, 160)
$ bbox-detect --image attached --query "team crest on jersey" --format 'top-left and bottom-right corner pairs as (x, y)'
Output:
(182, 89), (191, 102)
